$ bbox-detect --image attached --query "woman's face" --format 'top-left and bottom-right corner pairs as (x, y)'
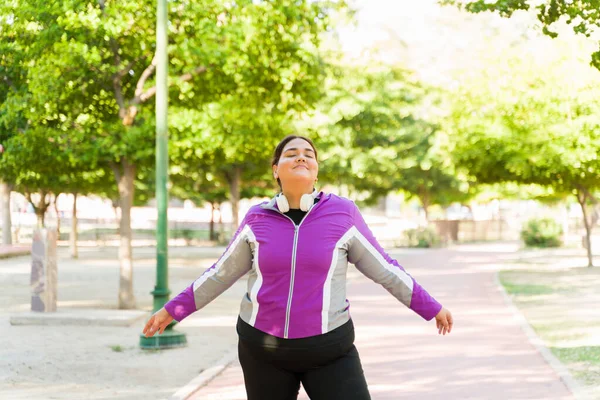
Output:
(273, 138), (319, 190)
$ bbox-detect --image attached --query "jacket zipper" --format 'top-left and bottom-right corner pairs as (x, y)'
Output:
(277, 204), (318, 339)
(284, 225), (299, 338)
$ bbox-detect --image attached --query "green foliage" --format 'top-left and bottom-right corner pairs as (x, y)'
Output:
(313, 59), (471, 210)
(1, 0), (348, 211)
(445, 42), (600, 201)
(404, 226), (441, 248)
(520, 217), (563, 248)
(166, 1), (349, 207)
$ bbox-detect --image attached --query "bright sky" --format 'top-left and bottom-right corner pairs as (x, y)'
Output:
(335, 0), (599, 85)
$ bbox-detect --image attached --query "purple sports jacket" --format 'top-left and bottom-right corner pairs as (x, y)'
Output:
(165, 192), (442, 339)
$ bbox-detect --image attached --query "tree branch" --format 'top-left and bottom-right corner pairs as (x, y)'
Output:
(109, 37), (128, 116)
(134, 55), (157, 101)
(113, 81), (126, 115)
(178, 66), (208, 83)
(136, 65), (208, 104)
(41, 190), (50, 211)
(115, 60), (135, 80)
(25, 192), (38, 213)
(581, 187), (600, 226)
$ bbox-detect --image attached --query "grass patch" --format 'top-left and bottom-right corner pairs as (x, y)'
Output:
(501, 281), (554, 296)
(551, 347), (600, 385)
(499, 268), (600, 394)
(110, 345), (125, 352)
(551, 346), (600, 363)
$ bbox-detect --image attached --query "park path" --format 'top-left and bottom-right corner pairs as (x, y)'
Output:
(188, 243), (574, 400)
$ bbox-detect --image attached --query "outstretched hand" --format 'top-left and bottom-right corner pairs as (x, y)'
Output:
(143, 307), (174, 338)
(435, 307), (453, 335)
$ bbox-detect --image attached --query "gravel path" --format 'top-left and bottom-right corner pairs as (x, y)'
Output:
(1, 246), (243, 400)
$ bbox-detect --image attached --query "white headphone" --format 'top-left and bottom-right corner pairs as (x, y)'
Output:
(276, 190), (318, 212)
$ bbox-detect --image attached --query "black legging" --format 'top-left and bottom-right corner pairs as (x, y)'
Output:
(237, 318), (371, 400)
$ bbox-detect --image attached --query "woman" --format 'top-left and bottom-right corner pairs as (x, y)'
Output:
(143, 135), (453, 400)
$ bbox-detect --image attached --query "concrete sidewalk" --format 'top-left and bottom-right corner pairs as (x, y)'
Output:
(186, 244), (575, 400)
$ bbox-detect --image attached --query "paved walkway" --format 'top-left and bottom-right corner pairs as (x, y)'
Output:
(188, 244), (575, 400)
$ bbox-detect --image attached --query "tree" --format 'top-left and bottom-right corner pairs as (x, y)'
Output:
(170, 154), (272, 242)
(0, 7), (32, 244)
(446, 48), (600, 266)
(0, 126), (82, 227)
(442, 0), (600, 70)
(313, 61), (471, 216)
(2, 0), (347, 308)
(170, 107), (284, 228)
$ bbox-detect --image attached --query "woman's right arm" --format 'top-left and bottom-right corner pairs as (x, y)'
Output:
(145, 214), (254, 337)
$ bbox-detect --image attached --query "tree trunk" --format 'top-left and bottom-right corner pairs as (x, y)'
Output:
(27, 190), (50, 229)
(0, 181), (12, 245)
(209, 202), (216, 241)
(576, 190), (594, 267)
(54, 193), (61, 234)
(217, 203), (223, 239)
(585, 191), (599, 227)
(418, 188), (430, 223)
(227, 166), (241, 229)
(112, 200), (119, 226)
(70, 193), (79, 259)
(420, 194), (430, 222)
(112, 159), (137, 309)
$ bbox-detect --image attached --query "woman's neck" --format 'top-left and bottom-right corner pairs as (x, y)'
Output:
(282, 185), (314, 209)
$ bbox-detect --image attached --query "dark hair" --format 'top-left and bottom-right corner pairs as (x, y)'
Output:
(271, 135), (318, 190)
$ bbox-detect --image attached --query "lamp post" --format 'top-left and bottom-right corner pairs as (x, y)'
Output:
(140, 0), (186, 349)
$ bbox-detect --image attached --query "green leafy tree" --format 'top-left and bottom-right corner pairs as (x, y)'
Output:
(314, 61), (470, 217)
(2, 0), (346, 308)
(447, 49), (600, 266)
(171, 101), (289, 228)
(0, 7), (32, 244)
(0, 126), (83, 227)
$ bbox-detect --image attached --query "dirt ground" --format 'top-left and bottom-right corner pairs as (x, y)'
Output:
(0, 246), (245, 400)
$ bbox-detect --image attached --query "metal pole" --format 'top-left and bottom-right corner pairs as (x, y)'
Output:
(154, 0), (169, 317)
(140, 0), (186, 349)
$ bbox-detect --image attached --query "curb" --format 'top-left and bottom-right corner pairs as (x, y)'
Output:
(0, 250), (29, 259)
(169, 347), (238, 400)
(494, 272), (590, 400)
(10, 309), (148, 327)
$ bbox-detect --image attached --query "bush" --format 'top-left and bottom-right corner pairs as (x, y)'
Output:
(404, 226), (441, 248)
(520, 218), (563, 248)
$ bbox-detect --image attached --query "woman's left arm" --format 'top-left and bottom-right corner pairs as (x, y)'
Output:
(347, 203), (446, 324)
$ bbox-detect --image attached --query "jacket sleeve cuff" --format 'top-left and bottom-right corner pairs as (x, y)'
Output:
(410, 283), (443, 321)
(164, 285), (196, 322)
